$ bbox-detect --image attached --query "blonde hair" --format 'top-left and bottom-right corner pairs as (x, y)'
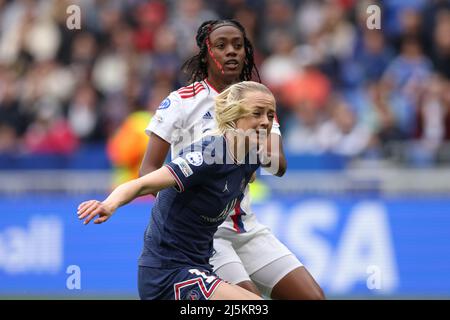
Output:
(214, 81), (274, 134)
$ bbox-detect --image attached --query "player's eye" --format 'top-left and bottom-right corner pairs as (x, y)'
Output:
(215, 43), (225, 49)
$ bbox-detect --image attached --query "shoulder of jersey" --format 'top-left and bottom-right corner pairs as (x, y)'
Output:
(175, 81), (208, 100)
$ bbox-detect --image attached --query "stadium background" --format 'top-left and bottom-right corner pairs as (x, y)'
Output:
(1, 0), (450, 299)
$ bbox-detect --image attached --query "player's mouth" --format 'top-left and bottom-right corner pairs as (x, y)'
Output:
(224, 59), (240, 70)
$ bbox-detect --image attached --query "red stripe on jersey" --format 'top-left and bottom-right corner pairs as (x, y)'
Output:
(178, 85), (204, 95)
(164, 165), (184, 192)
(179, 87), (206, 99)
(178, 82), (202, 90)
(178, 83), (204, 94)
(230, 200), (246, 233)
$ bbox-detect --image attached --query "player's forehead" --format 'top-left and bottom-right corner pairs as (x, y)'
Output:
(209, 25), (243, 42)
(243, 91), (276, 111)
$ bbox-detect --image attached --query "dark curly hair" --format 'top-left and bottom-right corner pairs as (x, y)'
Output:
(181, 19), (260, 88)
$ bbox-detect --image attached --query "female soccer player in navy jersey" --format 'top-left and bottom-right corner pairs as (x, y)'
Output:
(79, 81), (278, 299)
(139, 19), (324, 299)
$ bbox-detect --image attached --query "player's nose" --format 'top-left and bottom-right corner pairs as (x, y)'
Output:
(259, 114), (270, 128)
(225, 44), (238, 56)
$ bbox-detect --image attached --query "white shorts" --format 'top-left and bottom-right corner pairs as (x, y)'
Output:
(210, 225), (303, 296)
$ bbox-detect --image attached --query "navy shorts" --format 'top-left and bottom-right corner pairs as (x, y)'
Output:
(138, 265), (223, 300)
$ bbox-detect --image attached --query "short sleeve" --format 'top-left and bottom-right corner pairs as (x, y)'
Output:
(164, 151), (212, 192)
(145, 91), (183, 143)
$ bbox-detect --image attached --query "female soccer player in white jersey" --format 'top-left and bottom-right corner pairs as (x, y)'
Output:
(139, 20), (324, 300)
(79, 81), (278, 299)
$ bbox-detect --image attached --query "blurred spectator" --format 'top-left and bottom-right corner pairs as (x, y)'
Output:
(210, 0), (248, 19)
(410, 74), (450, 166)
(209, 0), (267, 22)
(391, 7), (427, 52)
(366, 81), (406, 158)
(380, 35), (433, 137)
(0, 123), (17, 153)
(169, 0), (218, 60)
(260, 0), (297, 54)
(285, 100), (325, 154)
(279, 66), (331, 111)
(149, 25), (180, 84)
(381, 0), (427, 38)
(317, 98), (373, 157)
(295, 0), (355, 82)
(0, 68), (28, 132)
(232, 5), (265, 69)
(24, 99), (79, 155)
(0, 0), (449, 170)
(341, 29), (394, 88)
(260, 30), (299, 90)
(430, 9), (450, 79)
(295, 0), (325, 42)
(422, 0), (450, 53)
(94, 0), (124, 45)
(132, 1), (167, 53)
(67, 83), (103, 142)
(317, 0), (356, 61)
(69, 32), (98, 75)
(0, 68), (28, 153)
(416, 74), (449, 146)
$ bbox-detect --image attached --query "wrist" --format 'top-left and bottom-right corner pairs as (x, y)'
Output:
(102, 200), (118, 214)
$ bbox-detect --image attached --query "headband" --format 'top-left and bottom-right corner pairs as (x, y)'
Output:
(209, 22), (241, 33)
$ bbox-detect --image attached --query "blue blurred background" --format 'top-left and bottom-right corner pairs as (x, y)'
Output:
(1, 0), (450, 299)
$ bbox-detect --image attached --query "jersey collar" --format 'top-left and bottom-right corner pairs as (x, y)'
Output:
(204, 78), (220, 94)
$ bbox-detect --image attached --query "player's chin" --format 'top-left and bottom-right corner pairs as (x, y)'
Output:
(222, 66), (243, 77)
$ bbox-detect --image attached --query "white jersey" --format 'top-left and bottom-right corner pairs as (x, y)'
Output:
(146, 79), (281, 233)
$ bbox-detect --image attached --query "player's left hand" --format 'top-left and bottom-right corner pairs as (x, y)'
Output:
(77, 200), (114, 225)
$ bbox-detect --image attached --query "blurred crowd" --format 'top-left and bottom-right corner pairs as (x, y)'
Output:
(0, 0), (449, 169)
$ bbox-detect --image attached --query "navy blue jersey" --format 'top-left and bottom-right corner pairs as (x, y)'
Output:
(138, 135), (260, 270)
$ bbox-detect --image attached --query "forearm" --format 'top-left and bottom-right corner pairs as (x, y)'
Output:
(102, 178), (150, 211)
(103, 167), (173, 210)
(78, 168), (174, 225)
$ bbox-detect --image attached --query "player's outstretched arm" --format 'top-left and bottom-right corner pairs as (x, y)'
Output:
(77, 167), (176, 225)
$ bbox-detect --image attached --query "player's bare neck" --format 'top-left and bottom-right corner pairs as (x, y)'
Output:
(207, 76), (240, 93)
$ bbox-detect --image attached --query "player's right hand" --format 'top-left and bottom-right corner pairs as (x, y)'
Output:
(77, 200), (114, 225)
